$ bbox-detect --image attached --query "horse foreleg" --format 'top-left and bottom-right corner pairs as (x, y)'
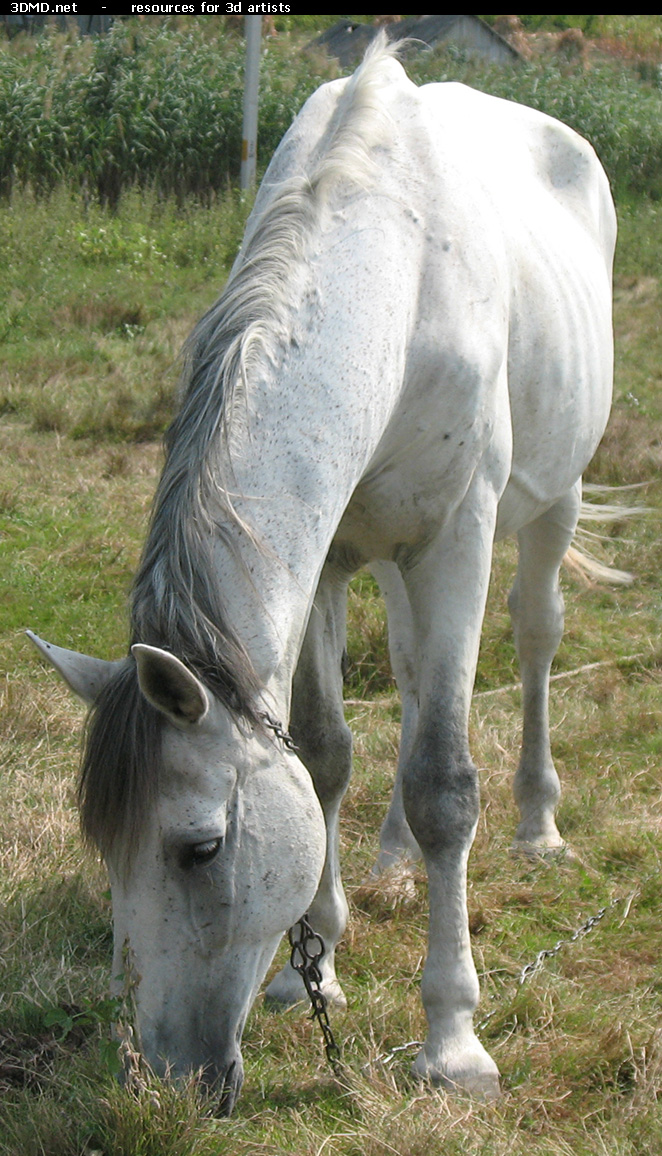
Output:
(508, 486), (581, 854)
(400, 480), (501, 1099)
(265, 561), (352, 1010)
(368, 559), (422, 874)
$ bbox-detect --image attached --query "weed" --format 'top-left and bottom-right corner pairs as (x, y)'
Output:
(44, 997), (121, 1054)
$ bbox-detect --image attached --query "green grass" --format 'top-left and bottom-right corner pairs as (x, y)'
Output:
(0, 187), (252, 443)
(2, 29), (662, 1156)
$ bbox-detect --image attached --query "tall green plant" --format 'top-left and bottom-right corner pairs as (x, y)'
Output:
(3, 20), (662, 205)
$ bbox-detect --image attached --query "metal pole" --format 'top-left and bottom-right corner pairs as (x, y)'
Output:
(240, 16), (262, 190)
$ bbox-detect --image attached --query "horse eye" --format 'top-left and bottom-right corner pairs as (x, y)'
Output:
(181, 838), (223, 870)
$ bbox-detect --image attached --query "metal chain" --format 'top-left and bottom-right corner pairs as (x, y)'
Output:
(364, 1039), (423, 1072)
(517, 897), (621, 985)
(260, 723), (340, 1068)
(367, 897), (628, 1068)
(476, 883), (644, 1034)
(259, 711), (298, 753)
(289, 881), (650, 1068)
(288, 914), (342, 1075)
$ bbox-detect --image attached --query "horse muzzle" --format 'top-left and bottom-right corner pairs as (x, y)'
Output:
(131, 1019), (246, 1114)
(197, 1052), (245, 1116)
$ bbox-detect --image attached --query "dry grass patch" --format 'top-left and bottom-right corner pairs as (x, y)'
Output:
(3, 432), (660, 1152)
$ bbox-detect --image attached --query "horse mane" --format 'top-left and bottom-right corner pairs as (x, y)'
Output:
(78, 660), (163, 861)
(78, 34), (398, 859)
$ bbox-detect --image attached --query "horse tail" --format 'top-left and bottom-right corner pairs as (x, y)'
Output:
(564, 483), (646, 586)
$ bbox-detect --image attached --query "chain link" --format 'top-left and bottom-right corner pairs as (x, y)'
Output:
(476, 883), (645, 1034)
(259, 711), (298, 753)
(289, 881), (649, 1067)
(288, 914), (342, 1075)
(364, 896), (628, 1069)
(363, 1039), (423, 1073)
(517, 899), (619, 985)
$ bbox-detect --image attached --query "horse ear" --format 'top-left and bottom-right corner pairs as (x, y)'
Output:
(26, 630), (121, 705)
(132, 644), (210, 726)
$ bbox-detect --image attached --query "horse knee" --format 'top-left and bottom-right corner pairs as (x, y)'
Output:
(402, 725), (479, 856)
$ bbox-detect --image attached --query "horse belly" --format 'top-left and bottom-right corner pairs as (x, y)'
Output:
(336, 319), (513, 562)
(336, 476), (453, 562)
(497, 242), (613, 536)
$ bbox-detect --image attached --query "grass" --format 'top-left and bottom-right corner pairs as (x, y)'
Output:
(2, 29), (662, 1156)
(0, 187), (253, 444)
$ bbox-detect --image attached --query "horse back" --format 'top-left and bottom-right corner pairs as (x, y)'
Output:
(317, 66), (617, 553)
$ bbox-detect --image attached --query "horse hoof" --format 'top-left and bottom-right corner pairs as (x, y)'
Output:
(358, 861), (418, 908)
(412, 1041), (501, 1102)
(317, 979), (348, 1010)
(372, 844), (422, 875)
(510, 839), (575, 861)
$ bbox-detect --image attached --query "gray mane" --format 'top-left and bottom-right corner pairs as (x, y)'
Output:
(130, 33), (396, 720)
(78, 36), (398, 858)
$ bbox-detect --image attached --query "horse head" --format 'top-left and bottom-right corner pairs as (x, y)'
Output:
(28, 631), (326, 1113)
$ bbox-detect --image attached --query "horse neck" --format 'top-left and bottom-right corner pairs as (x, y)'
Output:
(148, 193), (415, 719)
(218, 217), (414, 709)
(213, 371), (361, 713)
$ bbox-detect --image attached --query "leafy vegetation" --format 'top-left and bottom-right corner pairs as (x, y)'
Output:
(2, 14), (662, 1156)
(2, 17), (662, 205)
(0, 23), (338, 206)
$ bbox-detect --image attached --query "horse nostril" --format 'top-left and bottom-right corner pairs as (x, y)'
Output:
(215, 1057), (244, 1117)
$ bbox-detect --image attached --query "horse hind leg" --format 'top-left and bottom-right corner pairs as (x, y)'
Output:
(368, 559), (422, 875)
(508, 485), (581, 854)
(265, 559), (353, 1010)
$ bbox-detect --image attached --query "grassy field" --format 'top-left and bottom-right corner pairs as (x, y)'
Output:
(2, 24), (662, 1156)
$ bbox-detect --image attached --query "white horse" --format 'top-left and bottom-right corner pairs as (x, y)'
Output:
(29, 37), (617, 1111)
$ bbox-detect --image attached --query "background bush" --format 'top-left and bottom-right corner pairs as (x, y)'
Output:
(0, 23), (337, 206)
(2, 19), (662, 205)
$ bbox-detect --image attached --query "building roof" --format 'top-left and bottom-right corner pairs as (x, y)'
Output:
(312, 15), (521, 69)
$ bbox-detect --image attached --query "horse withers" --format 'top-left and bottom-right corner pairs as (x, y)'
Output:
(29, 36), (616, 1110)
